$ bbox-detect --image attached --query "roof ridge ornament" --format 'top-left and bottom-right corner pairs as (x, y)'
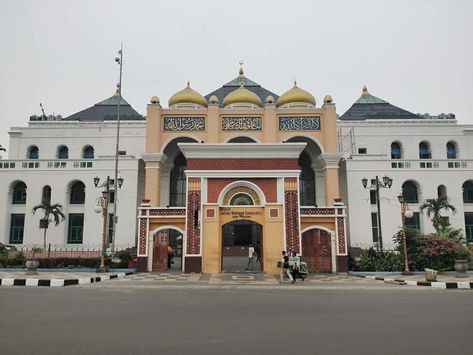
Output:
(238, 60), (244, 86)
(362, 85), (369, 95)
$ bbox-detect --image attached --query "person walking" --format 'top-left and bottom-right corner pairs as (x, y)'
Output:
(245, 243), (255, 271)
(280, 251), (294, 283)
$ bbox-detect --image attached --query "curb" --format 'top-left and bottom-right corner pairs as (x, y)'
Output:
(351, 273), (473, 289)
(0, 271), (134, 287)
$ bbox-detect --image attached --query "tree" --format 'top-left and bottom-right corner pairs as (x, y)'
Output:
(419, 197), (456, 234)
(32, 203), (66, 248)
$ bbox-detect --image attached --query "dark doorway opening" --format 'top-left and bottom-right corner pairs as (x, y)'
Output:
(152, 229), (183, 272)
(222, 219), (262, 273)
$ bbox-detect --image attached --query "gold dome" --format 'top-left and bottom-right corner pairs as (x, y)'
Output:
(323, 95), (333, 104)
(150, 96), (160, 104)
(222, 85), (262, 107)
(209, 95), (219, 104)
(168, 82), (208, 108)
(276, 81), (316, 108)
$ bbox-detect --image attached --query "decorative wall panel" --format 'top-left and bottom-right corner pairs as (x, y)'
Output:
(279, 116), (320, 131)
(163, 117), (205, 131)
(221, 117), (262, 131)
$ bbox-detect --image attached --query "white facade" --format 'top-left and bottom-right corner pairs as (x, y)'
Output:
(0, 120), (145, 248)
(338, 118), (473, 249)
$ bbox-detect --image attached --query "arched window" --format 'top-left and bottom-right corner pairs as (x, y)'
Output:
(419, 142), (431, 159)
(169, 153), (187, 207)
(28, 146), (39, 160)
(12, 181), (27, 204)
(70, 181), (85, 204)
(227, 137), (257, 143)
(463, 181), (473, 203)
(83, 146), (94, 159)
(437, 185), (447, 199)
(42, 185), (51, 204)
(58, 146), (69, 159)
(390, 142), (401, 159)
(402, 181), (418, 203)
(299, 151), (315, 206)
(446, 141), (457, 159)
(230, 193), (254, 205)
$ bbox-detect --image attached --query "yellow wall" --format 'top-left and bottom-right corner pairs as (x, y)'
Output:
(201, 205), (284, 275)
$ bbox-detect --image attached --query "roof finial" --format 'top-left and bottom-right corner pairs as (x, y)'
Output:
(294, 79), (297, 87)
(238, 60), (244, 86)
(187, 80), (190, 87)
(114, 87), (120, 96)
(362, 85), (369, 95)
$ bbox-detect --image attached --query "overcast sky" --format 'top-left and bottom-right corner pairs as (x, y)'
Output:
(1, 0), (472, 154)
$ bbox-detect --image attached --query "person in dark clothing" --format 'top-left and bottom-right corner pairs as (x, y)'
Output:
(254, 242), (261, 264)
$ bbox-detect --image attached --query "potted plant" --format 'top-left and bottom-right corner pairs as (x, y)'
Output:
(454, 244), (470, 277)
(25, 247), (43, 275)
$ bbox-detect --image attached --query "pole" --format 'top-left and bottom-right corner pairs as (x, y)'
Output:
(111, 43), (123, 257)
(401, 202), (411, 274)
(375, 176), (383, 251)
(99, 177), (110, 271)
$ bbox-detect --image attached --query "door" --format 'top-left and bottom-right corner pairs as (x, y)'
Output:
(152, 230), (169, 272)
(301, 228), (332, 271)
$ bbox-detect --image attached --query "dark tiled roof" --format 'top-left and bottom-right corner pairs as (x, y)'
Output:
(340, 92), (418, 120)
(63, 94), (144, 121)
(205, 75), (279, 107)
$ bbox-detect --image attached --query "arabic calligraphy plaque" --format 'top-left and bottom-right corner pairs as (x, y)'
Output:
(222, 117), (262, 131)
(163, 117), (205, 131)
(278, 116), (321, 131)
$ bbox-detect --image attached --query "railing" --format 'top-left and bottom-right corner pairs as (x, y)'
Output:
(15, 243), (134, 259)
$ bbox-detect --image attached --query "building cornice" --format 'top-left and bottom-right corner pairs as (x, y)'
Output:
(178, 143), (306, 159)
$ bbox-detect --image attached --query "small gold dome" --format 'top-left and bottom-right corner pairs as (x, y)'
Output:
(209, 95), (219, 104)
(276, 81), (316, 108)
(168, 82), (208, 108)
(150, 96), (160, 104)
(222, 85), (262, 107)
(265, 95), (275, 104)
(362, 85), (369, 95)
(323, 95), (333, 104)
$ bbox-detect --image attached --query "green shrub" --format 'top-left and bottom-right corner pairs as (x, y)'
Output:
(358, 248), (403, 271)
(410, 236), (470, 271)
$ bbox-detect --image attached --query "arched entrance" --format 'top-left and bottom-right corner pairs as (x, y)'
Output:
(152, 228), (184, 272)
(301, 228), (332, 272)
(221, 219), (263, 273)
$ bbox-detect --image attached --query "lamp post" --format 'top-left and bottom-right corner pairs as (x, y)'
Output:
(397, 193), (414, 275)
(111, 43), (123, 257)
(94, 176), (124, 273)
(362, 175), (393, 251)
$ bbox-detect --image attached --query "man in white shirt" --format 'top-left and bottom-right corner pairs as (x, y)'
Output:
(245, 243), (255, 271)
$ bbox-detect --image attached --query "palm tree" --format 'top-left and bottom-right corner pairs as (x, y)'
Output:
(419, 197), (456, 234)
(32, 203), (66, 249)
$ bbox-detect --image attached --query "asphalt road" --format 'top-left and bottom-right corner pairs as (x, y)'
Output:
(0, 286), (471, 355)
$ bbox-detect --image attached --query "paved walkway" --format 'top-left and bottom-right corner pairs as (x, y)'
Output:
(1, 269), (472, 288)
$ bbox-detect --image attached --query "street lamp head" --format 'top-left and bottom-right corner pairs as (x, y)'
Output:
(362, 177), (368, 188)
(93, 176), (100, 187)
(115, 57), (120, 63)
(387, 177), (393, 188)
(382, 175), (393, 188)
(405, 209), (414, 219)
(117, 176), (124, 188)
(397, 193), (405, 203)
(94, 204), (103, 214)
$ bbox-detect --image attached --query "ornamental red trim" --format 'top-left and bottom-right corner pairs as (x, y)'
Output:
(187, 158), (298, 170)
(138, 218), (147, 255)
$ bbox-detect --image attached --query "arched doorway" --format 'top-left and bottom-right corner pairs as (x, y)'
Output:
(301, 228), (332, 272)
(221, 219), (262, 273)
(152, 228), (184, 272)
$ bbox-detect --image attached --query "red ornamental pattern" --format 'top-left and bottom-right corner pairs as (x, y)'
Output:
(284, 178), (300, 253)
(139, 218), (147, 255)
(149, 209), (186, 216)
(300, 208), (335, 216)
(186, 178), (201, 255)
(337, 217), (346, 254)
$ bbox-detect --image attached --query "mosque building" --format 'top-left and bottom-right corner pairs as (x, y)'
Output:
(1, 65), (472, 274)
(139, 64), (347, 273)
